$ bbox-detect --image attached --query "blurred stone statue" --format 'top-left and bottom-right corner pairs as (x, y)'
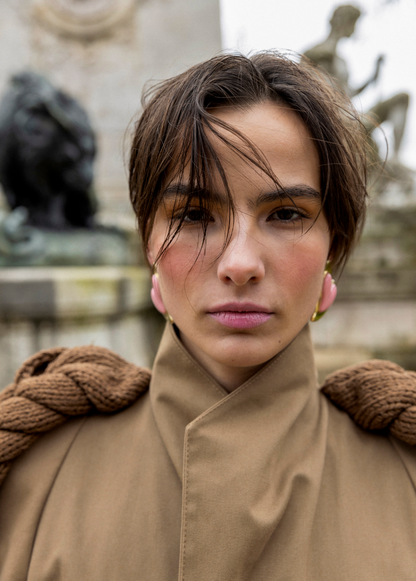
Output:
(0, 204), (136, 267)
(0, 72), (137, 266)
(0, 71), (97, 229)
(0, 207), (44, 262)
(303, 4), (412, 196)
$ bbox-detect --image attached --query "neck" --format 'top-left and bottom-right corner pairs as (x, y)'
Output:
(327, 30), (342, 45)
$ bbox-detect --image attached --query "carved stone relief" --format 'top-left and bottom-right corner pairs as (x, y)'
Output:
(32, 0), (138, 40)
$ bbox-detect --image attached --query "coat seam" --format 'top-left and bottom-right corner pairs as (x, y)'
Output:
(179, 429), (190, 581)
(389, 435), (416, 493)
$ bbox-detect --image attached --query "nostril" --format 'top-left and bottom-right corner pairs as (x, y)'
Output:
(219, 266), (264, 286)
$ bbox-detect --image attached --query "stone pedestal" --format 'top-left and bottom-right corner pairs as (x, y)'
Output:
(0, 266), (163, 389)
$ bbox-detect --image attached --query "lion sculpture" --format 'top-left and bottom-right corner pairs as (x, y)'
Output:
(0, 71), (97, 229)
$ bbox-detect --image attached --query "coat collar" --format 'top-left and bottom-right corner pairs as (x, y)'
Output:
(150, 323), (326, 581)
(150, 323), (320, 480)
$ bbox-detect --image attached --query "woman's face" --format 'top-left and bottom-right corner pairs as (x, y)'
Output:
(148, 101), (331, 390)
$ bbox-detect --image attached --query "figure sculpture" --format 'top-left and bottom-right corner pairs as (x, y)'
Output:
(303, 5), (411, 187)
(0, 71), (97, 229)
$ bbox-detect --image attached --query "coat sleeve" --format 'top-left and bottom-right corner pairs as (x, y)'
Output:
(0, 418), (86, 581)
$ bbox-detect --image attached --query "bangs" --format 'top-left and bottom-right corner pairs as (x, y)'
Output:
(129, 52), (367, 273)
(149, 107), (297, 267)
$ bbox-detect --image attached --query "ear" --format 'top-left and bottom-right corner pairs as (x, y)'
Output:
(327, 247), (334, 264)
(146, 246), (154, 267)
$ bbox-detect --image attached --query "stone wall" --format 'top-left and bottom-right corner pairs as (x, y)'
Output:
(0, 0), (222, 226)
(0, 0), (221, 388)
(0, 266), (164, 388)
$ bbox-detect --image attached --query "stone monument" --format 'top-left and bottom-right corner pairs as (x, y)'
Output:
(0, 71), (138, 267)
(0, 71), (97, 229)
(32, 0), (138, 41)
(303, 4), (413, 198)
(0, 0), (222, 388)
(303, 5), (416, 378)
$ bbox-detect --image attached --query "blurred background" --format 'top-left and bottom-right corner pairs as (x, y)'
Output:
(222, 0), (416, 167)
(0, 0), (415, 388)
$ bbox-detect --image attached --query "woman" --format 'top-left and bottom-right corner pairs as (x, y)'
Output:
(1, 53), (416, 580)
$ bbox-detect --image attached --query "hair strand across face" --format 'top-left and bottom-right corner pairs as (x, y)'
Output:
(129, 51), (368, 274)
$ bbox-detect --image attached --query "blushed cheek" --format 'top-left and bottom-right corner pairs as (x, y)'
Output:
(158, 227), (224, 279)
(286, 237), (330, 301)
(293, 259), (323, 299)
(155, 241), (206, 311)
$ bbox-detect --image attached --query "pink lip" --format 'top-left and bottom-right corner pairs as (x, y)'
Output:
(208, 302), (273, 329)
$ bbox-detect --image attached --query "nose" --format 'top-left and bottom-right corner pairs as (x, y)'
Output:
(217, 223), (266, 286)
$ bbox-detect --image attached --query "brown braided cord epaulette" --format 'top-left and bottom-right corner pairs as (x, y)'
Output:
(1, 350), (416, 487)
(321, 359), (416, 445)
(0, 346), (151, 486)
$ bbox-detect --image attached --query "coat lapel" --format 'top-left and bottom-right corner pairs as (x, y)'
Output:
(150, 323), (327, 581)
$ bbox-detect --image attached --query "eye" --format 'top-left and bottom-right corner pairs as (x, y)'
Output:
(176, 207), (214, 224)
(268, 207), (304, 223)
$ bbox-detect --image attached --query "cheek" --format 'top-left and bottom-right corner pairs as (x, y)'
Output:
(148, 222), (196, 270)
(149, 222), (223, 291)
(154, 240), (205, 304)
(280, 232), (330, 301)
(284, 260), (322, 305)
(292, 259), (323, 298)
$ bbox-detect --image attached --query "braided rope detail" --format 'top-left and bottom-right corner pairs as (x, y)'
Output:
(0, 346), (151, 485)
(321, 359), (416, 445)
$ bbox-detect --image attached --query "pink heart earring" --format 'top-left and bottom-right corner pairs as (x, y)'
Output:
(310, 262), (337, 322)
(151, 267), (174, 324)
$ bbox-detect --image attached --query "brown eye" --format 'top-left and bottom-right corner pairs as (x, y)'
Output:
(181, 208), (213, 224)
(269, 207), (303, 222)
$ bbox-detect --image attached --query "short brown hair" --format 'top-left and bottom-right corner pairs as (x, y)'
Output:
(129, 52), (367, 272)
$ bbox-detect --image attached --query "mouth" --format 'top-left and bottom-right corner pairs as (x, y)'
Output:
(207, 302), (273, 330)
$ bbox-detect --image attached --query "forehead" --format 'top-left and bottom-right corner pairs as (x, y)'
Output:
(204, 100), (320, 193)
(160, 100), (321, 215)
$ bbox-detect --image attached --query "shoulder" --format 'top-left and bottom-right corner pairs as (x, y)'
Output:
(0, 390), (151, 501)
(321, 358), (416, 485)
(316, 398), (416, 509)
(0, 391), (151, 577)
(0, 344), (151, 486)
(389, 436), (416, 484)
(0, 417), (85, 577)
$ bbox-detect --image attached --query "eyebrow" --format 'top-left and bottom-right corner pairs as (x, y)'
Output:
(162, 184), (223, 205)
(162, 183), (321, 208)
(247, 185), (321, 210)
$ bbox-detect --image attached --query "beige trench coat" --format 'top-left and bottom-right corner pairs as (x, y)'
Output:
(1, 323), (416, 580)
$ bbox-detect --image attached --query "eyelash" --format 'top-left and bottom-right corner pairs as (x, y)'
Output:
(173, 208), (213, 224)
(267, 207), (309, 223)
(173, 206), (310, 225)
